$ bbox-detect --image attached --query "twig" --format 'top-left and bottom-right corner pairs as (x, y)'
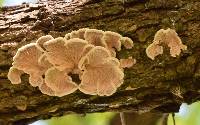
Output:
(120, 112), (126, 125)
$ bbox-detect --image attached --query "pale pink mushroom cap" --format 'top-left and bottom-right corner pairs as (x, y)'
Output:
(45, 67), (78, 97)
(84, 29), (107, 47)
(36, 35), (54, 51)
(121, 37), (134, 49)
(120, 57), (136, 68)
(78, 46), (111, 70)
(103, 31), (122, 51)
(43, 37), (88, 71)
(78, 46), (124, 96)
(146, 28), (187, 60)
(165, 28), (187, 57)
(146, 43), (163, 60)
(12, 43), (47, 87)
(39, 82), (55, 96)
(70, 28), (88, 39)
(7, 67), (24, 84)
(38, 54), (52, 68)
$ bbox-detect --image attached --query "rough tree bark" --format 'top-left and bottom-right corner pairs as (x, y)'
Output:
(0, 0), (200, 124)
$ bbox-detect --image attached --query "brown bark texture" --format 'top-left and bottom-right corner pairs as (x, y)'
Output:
(0, 0), (200, 124)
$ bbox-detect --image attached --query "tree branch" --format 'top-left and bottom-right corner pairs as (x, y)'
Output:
(0, 0), (200, 124)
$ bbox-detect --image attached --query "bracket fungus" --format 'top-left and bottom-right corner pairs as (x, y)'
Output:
(103, 31), (122, 57)
(121, 37), (134, 49)
(10, 43), (48, 87)
(146, 28), (187, 60)
(84, 29), (107, 47)
(8, 28), (135, 97)
(45, 67), (78, 97)
(78, 46), (124, 96)
(69, 28), (88, 39)
(43, 37), (88, 71)
(120, 57), (136, 68)
(7, 67), (24, 84)
(36, 35), (54, 51)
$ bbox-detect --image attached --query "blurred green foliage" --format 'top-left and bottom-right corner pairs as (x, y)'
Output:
(168, 101), (200, 125)
(46, 112), (115, 125)
(0, 0), (4, 7)
(45, 102), (200, 125)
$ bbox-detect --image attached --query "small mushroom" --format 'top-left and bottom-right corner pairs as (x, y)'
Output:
(102, 31), (122, 57)
(78, 46), (124, 96)
(11, 43), (47, 87)
(121, 37), (134, 49)
(120, 57), (136, 68)
(70, 28), (88, 39)
(43, 37), (88, 71)
(146, 28), (187, 60)
(165, 28), (187, 57)
(45, 67), (78, 97)
(146, 44), (163, 60)
(84, 29), (107, 47)
(103, 31), (122, 51)
(7, 67), (24, 84)
(36, 35), (54, 51)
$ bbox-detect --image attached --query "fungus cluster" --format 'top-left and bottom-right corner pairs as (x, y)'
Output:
(146, 28), (187, 60)
(8, 28), (134, 96)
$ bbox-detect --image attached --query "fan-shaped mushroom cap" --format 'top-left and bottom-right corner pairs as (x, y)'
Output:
(43, 37), (88, 71)
(164, 28), (187, 57)
(121, 37), (134, 49)
(12, 43), (47, 87)
(78, 46), (111, 70)
(7, 67), (24, 84)
(64, 33), (71, 40)
(39, 82), (55, 96)
(146, 28), (187, 60)
(103, 31), (122, 51)
(146, 44), (163, 60)
(82, 44), (95, 57)
(84, 29), (107, 47)
(70, 28), (88, 39)
(45, 67), (78, 97)
(78, 46), (124, 96)
(36, 35), (54, 51)
(153, 29), (165, 45)
(120, 57), (136, 68)
(38, 54), (52, 68)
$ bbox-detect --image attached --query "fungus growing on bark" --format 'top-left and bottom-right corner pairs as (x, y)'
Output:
(84, 29), (107, 47)
(146, 28), (187, 60)
(78, 46), (111, 70)
(39, 82), (55, 96)
(165, 29), (187, 57)
(36, 35), (54, 51)
(45, 67), (78, 97)
(70, 28), (88, 39)
(103, 31), (122, 57)
(146, 44), (163, 60)
(8, 28), (135, 97)
(7, 67), (23, 84)
(64, 33), (71, 40)
(43, 37), (88, 71)
(78, 46), (124, 96)
(121, 37), (134, 49)
(9, 43), (48, 87)
(120, 57), (136, 68)
(103, 31), (122, 51)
